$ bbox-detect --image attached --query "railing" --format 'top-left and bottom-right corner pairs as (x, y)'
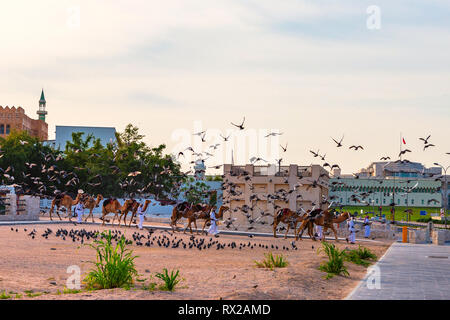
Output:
(229, 166), (247, 176)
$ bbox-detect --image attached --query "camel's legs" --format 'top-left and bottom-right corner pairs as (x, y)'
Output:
(194, 220), (199, 235)
(273, 220), (278, 238)
(284, 223), (291, 239)
(201, 219), (209, 234)
(296, 220), (309, 241)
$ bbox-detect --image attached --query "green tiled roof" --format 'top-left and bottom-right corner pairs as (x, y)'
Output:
(39, 89), (46, 103)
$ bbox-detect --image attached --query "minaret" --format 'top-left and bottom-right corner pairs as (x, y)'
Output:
(37, 89), (47, 122)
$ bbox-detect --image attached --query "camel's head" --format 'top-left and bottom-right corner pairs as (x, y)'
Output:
(342, 212), (351, 220)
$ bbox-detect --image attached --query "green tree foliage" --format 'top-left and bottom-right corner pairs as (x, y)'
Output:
(0, 124), (185, 199)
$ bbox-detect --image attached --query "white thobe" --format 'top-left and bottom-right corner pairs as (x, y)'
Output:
(364, 217), (371, 238)
(137, 205), (144, 229)
(75, 203), (84, 223)
(208, 210), (219, 235)
(347, 219), (356, 243)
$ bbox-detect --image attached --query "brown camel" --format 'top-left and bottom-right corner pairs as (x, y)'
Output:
(184, 205), (230, 235)
(170, 202), (192, 232)
(273, 208), (307, 239)
(100, 198), (135, 226)
(123, 199), (151, 227)
(296, 211), (350, 241)
(82, 194), (104, 222)
(49, 192), (83, 221)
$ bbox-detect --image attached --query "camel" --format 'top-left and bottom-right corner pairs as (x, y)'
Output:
(184, 205), (230, 235)
(170, 202), (192, 232)
(49, 192), (83, 221)
(296, 210), (350, 241)
(273, 208), (307, 239)
(100, 198), (135, 226)
(82, 194), (104, 223)
(123, 199), (151, 227)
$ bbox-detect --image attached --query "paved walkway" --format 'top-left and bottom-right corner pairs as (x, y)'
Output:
(346, 242), (450, 300)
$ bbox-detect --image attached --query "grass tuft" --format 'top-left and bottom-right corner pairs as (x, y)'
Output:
(83, 230), (139, 290)
(317, 242), (349, 279)
(155, 269), (181, 291)
(254, 252), (289, 270)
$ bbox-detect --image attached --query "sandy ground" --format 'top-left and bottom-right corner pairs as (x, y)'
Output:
(0, 221), (392, 300)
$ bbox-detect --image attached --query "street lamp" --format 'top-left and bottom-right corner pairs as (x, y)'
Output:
(433, 163), (449, 226)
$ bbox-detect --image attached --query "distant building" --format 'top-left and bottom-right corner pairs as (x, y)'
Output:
(222, 163), (329, 226)
(351, 161), (441, 179)
(0, 90), (48, 140)
(329, 177), (442, 208)
(46, 125), (116, 150)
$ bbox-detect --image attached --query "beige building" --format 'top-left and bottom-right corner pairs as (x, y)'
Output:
(222, 164), (329, 228)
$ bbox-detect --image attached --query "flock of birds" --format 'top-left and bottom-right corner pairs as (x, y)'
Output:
(1, 115), (448, 235)
(11, 226), (302, 252)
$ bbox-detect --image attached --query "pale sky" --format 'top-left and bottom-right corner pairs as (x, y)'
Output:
(1, 0), (449, 175)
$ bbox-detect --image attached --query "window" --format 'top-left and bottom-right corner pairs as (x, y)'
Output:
(0, 124), (4, 134)
(383, 199), (386, 204)
(411, 199), (414, 205)
(405, 199), (407, 205)
(422, 199), (424, 205)
(5, 124), (10, 134)
(376, 199), (379, 204)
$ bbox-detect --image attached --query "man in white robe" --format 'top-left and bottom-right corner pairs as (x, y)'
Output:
(208, 206), (219, 235)
(347, 215), (356, 244)
(75, 201), (84, 223)
(137, 202), (145, 230)
(363, 215), (371, 238)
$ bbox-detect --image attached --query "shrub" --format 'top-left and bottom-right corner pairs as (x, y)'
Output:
(317, 242), (349, 279)
(254, 252), (289, 270)
(344, 245), (377, 267)
(0, 291), (11, 299)
(84, 230), (139, 290)
(155, 269), (181, 291)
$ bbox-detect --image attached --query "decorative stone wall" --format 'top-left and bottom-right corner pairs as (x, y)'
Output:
(0, 195), (40, 221)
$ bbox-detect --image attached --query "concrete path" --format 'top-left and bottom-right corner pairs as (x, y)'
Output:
(346, 242), (450, 300)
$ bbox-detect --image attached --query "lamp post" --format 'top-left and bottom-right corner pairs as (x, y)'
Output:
(433, 163), (449, 226)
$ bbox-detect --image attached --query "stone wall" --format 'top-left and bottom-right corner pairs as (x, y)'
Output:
(0, 195), (40, 221)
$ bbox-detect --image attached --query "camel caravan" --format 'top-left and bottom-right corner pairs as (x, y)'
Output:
(47, 190), (145, 226)
(273, 207), (351, 242)
(46, 190), (350, 242)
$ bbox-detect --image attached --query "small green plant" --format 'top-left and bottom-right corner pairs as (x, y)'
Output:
(0, 291), (12, 299)
(142, 282), (158, 291)
(63, 287), (82, 294)
(84, 230), (139, 290)
(25, 290), (43, 298)
(354, 245), (377, 260)
(254, 252), (289, 270)
(15, 293), (23, 299)
(344, 245), (377, 267)
(317, 242), (349, 279)
(155, 269), (181, 291)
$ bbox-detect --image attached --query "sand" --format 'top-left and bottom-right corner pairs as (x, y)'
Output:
(0, 221), (391, 300)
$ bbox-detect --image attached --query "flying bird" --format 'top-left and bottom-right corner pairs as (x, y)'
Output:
(332, 135), (344, 147)
(419, 135), (431, 144)
(398, 149), (411, 157)
(349, 145), (364, 151)
(231, 117), (245, 130)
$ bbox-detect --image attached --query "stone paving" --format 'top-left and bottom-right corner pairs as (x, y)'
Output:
(347, 242), (450, 300)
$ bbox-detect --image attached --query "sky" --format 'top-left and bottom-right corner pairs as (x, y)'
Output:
(1, 0), (449, 175)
